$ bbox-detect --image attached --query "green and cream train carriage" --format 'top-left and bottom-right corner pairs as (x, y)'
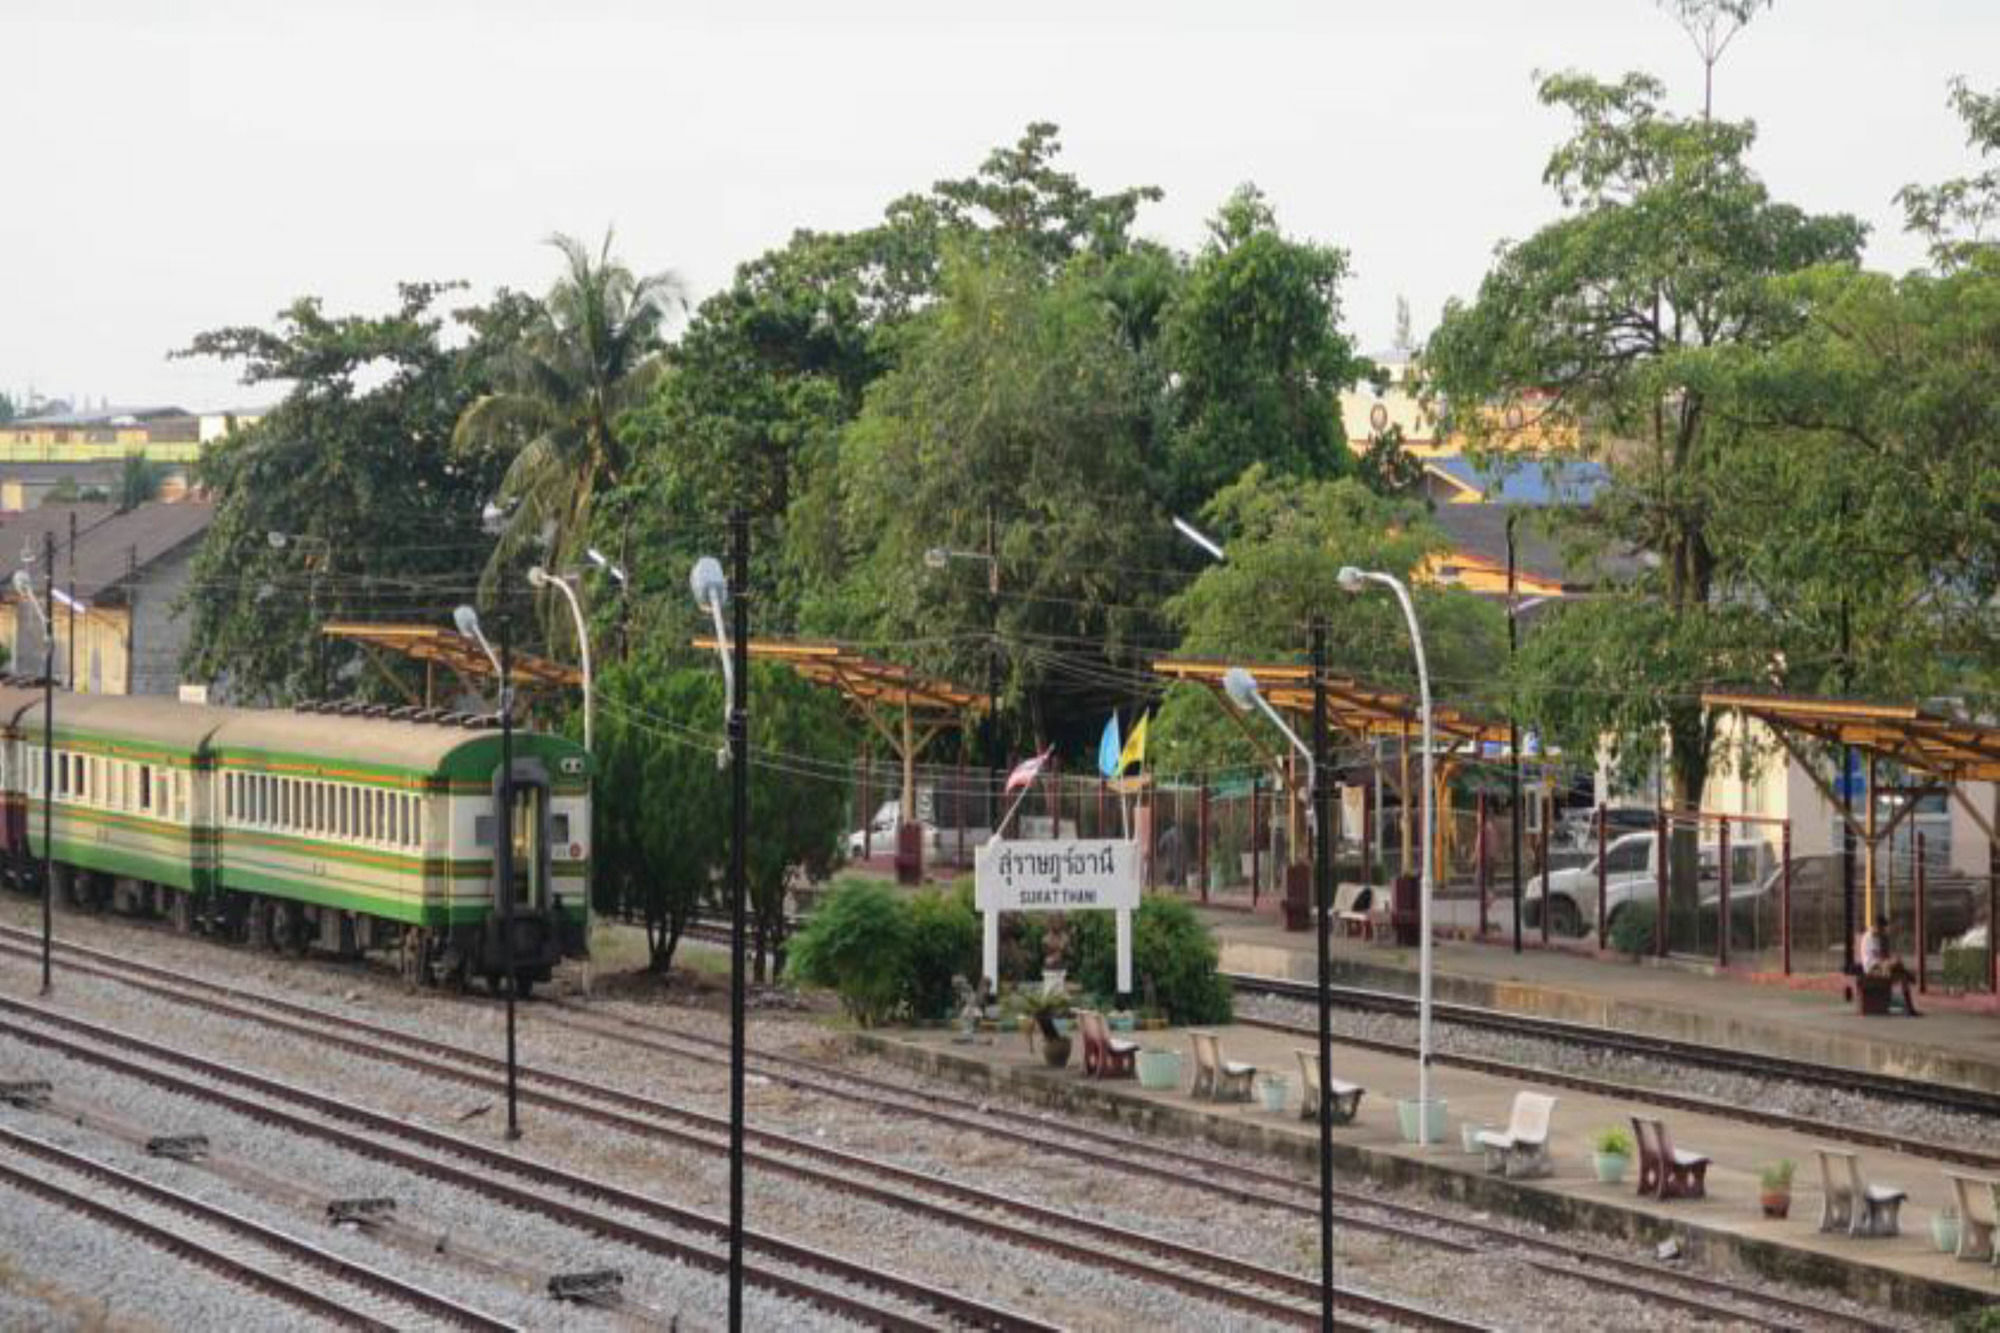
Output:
(0, 686), (588, 990)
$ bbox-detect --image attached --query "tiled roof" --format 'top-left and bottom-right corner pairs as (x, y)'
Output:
(0, 500), (215, 604)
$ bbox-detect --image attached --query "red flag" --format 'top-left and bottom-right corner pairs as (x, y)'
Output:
(1004, 748), (1052, 793)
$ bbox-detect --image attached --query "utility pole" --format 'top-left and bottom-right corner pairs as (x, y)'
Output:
(1507, 511), (1523, 954)
(41, 530), (54, 993)
(986, 504), (1001, 854)
(66, 510), (76, 691)
(1309, 620), (1335, 1332)
(498, 616), (519, 1142)
(727, 509), (750, 1333)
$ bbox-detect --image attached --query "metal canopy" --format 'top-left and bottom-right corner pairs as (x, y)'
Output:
(322, 623), (582, 692)
(1702, 690), (2000, 783)
(1152, 657), (1510, 748)
(690, 638), (986, 720)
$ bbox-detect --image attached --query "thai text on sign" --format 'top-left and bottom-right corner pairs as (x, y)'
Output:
(976, 839), (1141, 912)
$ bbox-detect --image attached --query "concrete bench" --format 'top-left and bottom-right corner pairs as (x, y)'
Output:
(1076, 1009), (1137, 1080)
(1293, 1049), (1363, 1125)
(1477, 1092), (1557, 1179)
(1188, 1030), (1254, 1101)
(1818, 1148), (1905, 1237)
(1944, 1171), (1998, 1261)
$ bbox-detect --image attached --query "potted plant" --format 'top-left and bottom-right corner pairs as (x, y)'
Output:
(1591, 1127), (1633, 1184)
(1759, 1160), (1795, 1219)
(1018, 991), (1073, 1069)
(1254, 1073), (1288, 1113)
(1135, 1045), (1182, 1090)
(1932, 1206), (1960, 1255)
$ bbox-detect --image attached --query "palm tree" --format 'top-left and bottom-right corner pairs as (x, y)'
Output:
(455, 231), (681, 640)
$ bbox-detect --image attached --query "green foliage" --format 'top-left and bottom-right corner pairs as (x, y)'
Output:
(1593, 1126), (1634, 1157)
(743, 664), (854, 979)
(455, 232), (682, 651)
(788, 880), (912, 1026)
(1759, 1159), (1795, 1190)
(1609, 900), (1657, 958)
(176, 282), (521, 702)
(1066, 897), (1232, 1025)
(0, 391), (16, 423)
(1943, 945), (1990, 992)
(1161, 186), (1361, 512)
(1898, 79), (2000, 268)
(118, 455), (165, 510)
(904, 888), (982, 1020)
(587, 663), (727, 973)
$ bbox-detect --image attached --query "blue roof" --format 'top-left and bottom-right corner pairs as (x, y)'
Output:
(1426, 455), (1608, 505)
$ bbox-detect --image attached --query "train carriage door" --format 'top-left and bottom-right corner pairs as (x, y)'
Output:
(510, 781), (546, 910)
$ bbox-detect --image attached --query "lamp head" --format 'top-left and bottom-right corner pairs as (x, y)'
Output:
(586, 547), (629, 585)
(526, 565), (549, 589)
(1336, 565), (1366, 592)
(1172, 516), (1227, 564)
(479, 500), (511, 536)
(453, 604), (482, 639)
(11, 571), (30, 597)
(688, 556), (727, 608)
(1222, 667), (1261, 712)
(922, 547), (949, 571)
(266, 531), (288, 551)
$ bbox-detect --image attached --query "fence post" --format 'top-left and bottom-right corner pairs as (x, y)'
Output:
(957, 749), (967, 866)
(861, 742), (873, 861)
(1361, 780), (1373, 893)
(1538, 791), (1551, 946)
(1198, 779), (1211, 904)
(1251, 777), (1263, 910)
(1656, 806), (1669, 960)
(1915, 830), (1927, 995)
(1475, 792), (1488, 939)
(1718, 817), (1731, 969)
(1098, 778), (1106, 841)
(1781, 819), (1793, 977)
(1596, 805), (1608, 950)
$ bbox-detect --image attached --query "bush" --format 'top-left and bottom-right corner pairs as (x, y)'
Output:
(787, 880), (910, 1026)
(904, 888), (981, 1020)
(1608, 901), (1656, 958)
(1067, 896), (1232, 1025)
(1943, 944), (1990, 992)
(951, 880), (1045, 984)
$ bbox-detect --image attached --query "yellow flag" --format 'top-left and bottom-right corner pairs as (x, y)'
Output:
(1116, 712), (1149, 774)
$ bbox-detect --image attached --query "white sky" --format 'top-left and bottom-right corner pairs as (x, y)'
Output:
(4, 0), (1996, 410)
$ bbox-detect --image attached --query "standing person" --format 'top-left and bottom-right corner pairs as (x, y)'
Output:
(1860, 915), (1921, 1016)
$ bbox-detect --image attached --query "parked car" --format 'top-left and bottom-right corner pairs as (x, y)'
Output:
(1523, 831), (1773, 938)
(1716, 854), (1980, 961)
(1554, 806), (1657, 853)
(845, 799), (943, 859)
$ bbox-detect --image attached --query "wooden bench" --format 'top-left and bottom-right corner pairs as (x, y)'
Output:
(1631, 1116), (1709, 1199)
(1944, 1171), (1999, 1261)
(1293, 1049), (1364, 1124)
(1188, 1030), (1254, 1101)
(1476, 1092), (1557, 1179)
(1076, 1009), (1138, 1079)
(1817, 1149), (1906, 1237)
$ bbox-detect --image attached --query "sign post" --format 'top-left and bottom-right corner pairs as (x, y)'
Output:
(977, 838), (1140, 999)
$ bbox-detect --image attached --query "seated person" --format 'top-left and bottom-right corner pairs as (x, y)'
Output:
(1858, 916), (1920, 1016)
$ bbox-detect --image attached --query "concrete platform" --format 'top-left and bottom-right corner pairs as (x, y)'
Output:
(1207, 908), (2000, 1097)
(858, 1019), (2000, 1321)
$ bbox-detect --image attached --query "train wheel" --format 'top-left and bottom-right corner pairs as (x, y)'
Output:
(279, 902), (308, 957)
(167, 889), (193, 934)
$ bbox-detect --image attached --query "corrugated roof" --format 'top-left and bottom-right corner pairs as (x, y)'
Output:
(1427, 503), (1646, 590)
(0, 500), (215, 604)
(8, 406), (191, 428)
(1424, 455), (1609, 505)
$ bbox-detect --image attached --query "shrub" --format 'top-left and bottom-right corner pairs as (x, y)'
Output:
(904, 888), (981, 1020)
(952, 879), (1045, 983)
(1609, 901), (1656, 958)
(1592, 1127), (1633, 1157)
(787, 880), (910, 1026)
(1067, 896), (1232, 1025)
(1943, 944), (1989, 992)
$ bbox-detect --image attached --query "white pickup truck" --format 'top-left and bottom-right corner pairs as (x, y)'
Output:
(1523, 831), (1772, 938)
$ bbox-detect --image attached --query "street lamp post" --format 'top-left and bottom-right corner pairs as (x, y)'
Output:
(529, 565), (595, 993)
(692, 520), (749, 1333)
(924, 539), (1002, 871)
(454, 604), (520, 1141)
(1338, 566), (1437, 1144)
(268, 531), (330, 696)
(14, 533), (55, 994)
(1222, 664), (1335, 1331)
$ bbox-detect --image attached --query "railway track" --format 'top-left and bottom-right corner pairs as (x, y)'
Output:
(1223, 970), (2000, 1167)
(0, 996), (1042, 1331)
(0, 1119), (516, 1332)
(0, 933), (1472, 1331)
(0, 926), (1862, 1331)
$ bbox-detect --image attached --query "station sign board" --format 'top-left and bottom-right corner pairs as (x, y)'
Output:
(975, 838), (1138, 997)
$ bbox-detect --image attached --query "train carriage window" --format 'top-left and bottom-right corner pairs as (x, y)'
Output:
(224, 773), (233, 821)
(315, 782), (327, 835)
(339, 785), (351, 838)
(176, 772), (186, 823)
(363, 789), (376, 843)
(372, 791), (384, 843)
(138, 764), (150, 813)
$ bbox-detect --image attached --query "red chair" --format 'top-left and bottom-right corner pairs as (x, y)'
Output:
(1077, 1009), (1137, 1079)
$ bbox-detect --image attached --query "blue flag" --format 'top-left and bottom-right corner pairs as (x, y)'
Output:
(1097, 712), (1122, 779)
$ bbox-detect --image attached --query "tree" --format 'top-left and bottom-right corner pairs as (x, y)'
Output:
(743, 664), (853, 980)
(817, 248), (1167, 746)
(588, 663), (727, 973)
(1898, 79), (2000, 268)
(0, 391), (16, 424)
(1160, 186), (1363, 514)
(118, 454), (164, 510)
(455, 232), (681, 645)
(1656, 0), (1772, 118)
(1427, 72), (1864, 867)
(176, 282), (519, 701)
(925, 121), (1163, 273)
(1152, 465), (1503, 773)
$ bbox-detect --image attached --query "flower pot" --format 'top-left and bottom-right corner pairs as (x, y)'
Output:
(1461, 1123), (1488, 1155)
(1932, 1215), (1960, 1254)
(1135, 1048), (1182, 1091)
(1254, 1076), (1288, 1114)
(1592, 1152), (1629, 1184)
(1041, 1035), (1073, 1068)
(1396, 1098), (1449, 1145)
(1108, 1012), (1137, 1033)
(1760, 1191), (1791, 1219)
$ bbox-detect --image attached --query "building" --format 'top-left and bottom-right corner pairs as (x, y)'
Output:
(0, 500), (216, 696)
(0, 405), (261, 510)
